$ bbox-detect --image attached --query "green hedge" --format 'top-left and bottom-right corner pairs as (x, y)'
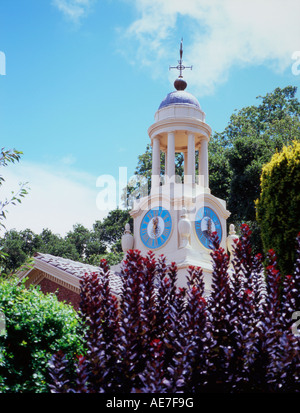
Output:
(0, 278), (84, 392)
(256, 140), (300, 275)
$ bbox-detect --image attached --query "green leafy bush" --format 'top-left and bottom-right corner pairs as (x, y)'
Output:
(256, 140), (300, 275)
(0, 278), (84, 392)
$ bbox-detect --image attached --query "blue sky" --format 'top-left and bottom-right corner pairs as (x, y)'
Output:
(1, 0), (300, 235)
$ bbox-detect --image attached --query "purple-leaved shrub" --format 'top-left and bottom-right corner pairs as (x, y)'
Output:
(48, 225), (300, 393)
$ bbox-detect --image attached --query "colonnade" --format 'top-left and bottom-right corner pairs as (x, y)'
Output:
(151, 132), (209, 189)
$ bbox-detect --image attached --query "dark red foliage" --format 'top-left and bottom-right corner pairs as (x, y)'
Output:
(48, 228), (300, 393)
(48, 351), (71, 393)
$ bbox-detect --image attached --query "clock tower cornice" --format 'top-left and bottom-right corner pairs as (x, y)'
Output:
(148, 118), (211, 141)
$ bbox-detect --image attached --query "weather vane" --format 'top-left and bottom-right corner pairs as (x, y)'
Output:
(169, 38), (192, 78)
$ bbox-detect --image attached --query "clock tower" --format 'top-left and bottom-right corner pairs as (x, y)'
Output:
(120, 41), (231, 293)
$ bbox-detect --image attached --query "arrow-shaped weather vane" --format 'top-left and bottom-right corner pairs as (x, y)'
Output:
(169, 38), (192, 78)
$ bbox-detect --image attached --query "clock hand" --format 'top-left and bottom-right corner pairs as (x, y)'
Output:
(152, 216), (159, 237)
(207, 217), (212, 235)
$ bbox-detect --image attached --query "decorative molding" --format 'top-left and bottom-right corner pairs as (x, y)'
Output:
(33, 259), (81, 290)
(25, 269), (80, 294)
(28, 270), (45, 287)
(43, 272), (81, 293)
(148, 119), (211, 141)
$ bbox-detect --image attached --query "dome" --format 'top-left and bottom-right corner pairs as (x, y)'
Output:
(158, 90), (201, 110)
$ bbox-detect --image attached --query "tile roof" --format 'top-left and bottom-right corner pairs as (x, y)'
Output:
(34, 252), (123, 294)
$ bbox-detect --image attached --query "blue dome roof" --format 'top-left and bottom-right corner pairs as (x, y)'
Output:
(158, 90), (200, 110)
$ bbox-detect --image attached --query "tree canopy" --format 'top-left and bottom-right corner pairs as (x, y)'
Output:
(223, 86), (300, 222)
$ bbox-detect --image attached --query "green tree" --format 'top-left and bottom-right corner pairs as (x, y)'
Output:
(38, 228), (80, 261)
(19, 229), (41, 256)
(0, 230), (27, 273)
(0, 148), (29, 269)
(87, 251), (124, 267)
(0, 211), (133, 274)
(66, 223), (92, 258)
(227, 135), (272, 221)
(0, 227), (81, 274)
(0, 148), (28, 229)
(93, 208), (133, 253)
(213, 86), (300, 253)
(84, 234), (107, 261)
(208, 133), (232, 201)
(223, 86), (300, 222)
(256, 140), (300, 275)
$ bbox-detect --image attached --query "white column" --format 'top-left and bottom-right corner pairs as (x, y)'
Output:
(187, 133), (195, 184)
(164, 150), (167, 182)
(167, 132), (175, 183)
(183, 151), (188, 184)
(197, 144), (202, 186)
(199, 139), (209, 188)
(151, 137), (160, 189)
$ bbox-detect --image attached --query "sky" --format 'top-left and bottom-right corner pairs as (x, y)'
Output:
(1, 0), (300, 236)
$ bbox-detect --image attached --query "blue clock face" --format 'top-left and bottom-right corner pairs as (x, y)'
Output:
(195, 206), (222, 249)
(140, 207), (172, 249)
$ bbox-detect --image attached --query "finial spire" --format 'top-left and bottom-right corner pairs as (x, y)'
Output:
(180, 38), (183, 61)
(169, 38), (192, 90)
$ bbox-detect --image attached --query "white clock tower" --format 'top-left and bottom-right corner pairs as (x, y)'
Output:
(120, 41), (231, 292)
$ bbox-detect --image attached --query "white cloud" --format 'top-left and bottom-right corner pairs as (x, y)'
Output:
(61, 153), (77, 166)
(123, 0), (300, 96)
(1, 161), (109, 236)
(52, 0), (96, 24)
